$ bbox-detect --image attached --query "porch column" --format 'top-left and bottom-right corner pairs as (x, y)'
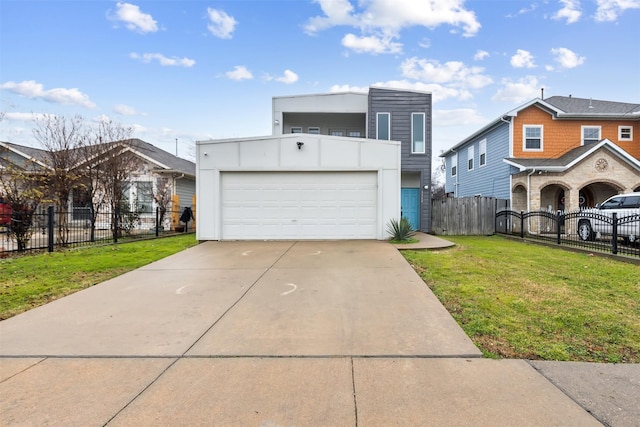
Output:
(565, 188), (579, 212)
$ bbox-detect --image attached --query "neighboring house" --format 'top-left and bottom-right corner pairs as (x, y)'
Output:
(0, 139), (195, 229)
(441, 95), (640, 215)
(196, 86), (432, 241)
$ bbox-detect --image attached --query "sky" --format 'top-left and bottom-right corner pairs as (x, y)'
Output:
(1, 0), (639, 168)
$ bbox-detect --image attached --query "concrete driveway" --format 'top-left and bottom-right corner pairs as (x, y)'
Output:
(1, 240), (604, 426)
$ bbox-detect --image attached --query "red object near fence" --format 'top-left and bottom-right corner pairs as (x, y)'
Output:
(0, 202), (12, 226)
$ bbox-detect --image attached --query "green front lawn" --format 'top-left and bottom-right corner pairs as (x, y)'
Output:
(0, 235), (199, 320)
(403, 235), (640, 363)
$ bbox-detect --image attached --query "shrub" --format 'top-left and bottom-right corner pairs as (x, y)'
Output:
(386, 217), (416, 242)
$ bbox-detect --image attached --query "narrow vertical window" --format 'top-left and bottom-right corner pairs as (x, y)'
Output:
(377, 112), (390, 140)
(467, 146), (474, 171)
(479, 139), (487, 166)
(411, 113), (425, 153)
(451, 153), (458, 177)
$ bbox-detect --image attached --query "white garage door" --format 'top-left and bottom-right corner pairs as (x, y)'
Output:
(221, 171), (377, 240)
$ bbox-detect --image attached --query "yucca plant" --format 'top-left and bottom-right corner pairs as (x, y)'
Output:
(386, 217), (416, 242)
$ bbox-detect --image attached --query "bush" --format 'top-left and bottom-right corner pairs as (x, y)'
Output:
(386, 217), (416, 242)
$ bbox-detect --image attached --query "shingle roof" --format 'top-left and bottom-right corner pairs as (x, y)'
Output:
(544, 96), (640, 116)
(1, 139), (195, 176)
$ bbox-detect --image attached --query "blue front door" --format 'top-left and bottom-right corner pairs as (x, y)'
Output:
(401, 188), (420, 230)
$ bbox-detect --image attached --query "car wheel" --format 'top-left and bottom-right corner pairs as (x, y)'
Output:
(578, 220), (594, 241)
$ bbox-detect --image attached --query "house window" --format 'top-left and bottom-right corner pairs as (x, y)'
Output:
(377, 112), (390, 140)
(291, 127), (302, 134)
(467, 146), (474, 171)
(135, 182), (154, 214)
(582, 126), (601, 145)
(451, 153), (458, 177)
(523, 125), (543, 151)
(479, 139), (487, 167)
(308, 127), (320, 134)
(348, 131), (362, 137)
(619, 126), (633, 141)
(330, 130), (344, 136)
(411, 113), (426, 153)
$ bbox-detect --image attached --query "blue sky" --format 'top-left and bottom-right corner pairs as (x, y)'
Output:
(1, 0), (639, 164)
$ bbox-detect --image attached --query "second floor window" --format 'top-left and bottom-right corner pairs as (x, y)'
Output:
(291, 127), (302, 134)
(582, 126), (601, 145)
(412, 113), (425, 153)
(619, 126), (633, 142)
(479, 139), (487, 167)
(308, 127), (320, 134)
(467, 146), (474, 170)
(523, 125), (543, 151)
(377, 112), (390, 140)
(451, 153), (458, 177)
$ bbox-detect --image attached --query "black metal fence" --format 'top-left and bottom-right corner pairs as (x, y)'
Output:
(0, 206), (196, 255)
(495, 209), (640, 258)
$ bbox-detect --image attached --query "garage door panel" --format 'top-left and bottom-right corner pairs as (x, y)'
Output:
(221, 172), (377, 240)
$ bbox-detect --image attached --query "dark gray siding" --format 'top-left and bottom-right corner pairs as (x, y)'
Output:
(368, 87), (433, 232)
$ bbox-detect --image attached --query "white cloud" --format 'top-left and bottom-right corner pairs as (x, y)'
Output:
(226, 66), (253, 81)
(329, 84), (369, 93)
(113, 104), (140, 116)
(372, 80), (472, 102)
(433, 108), (486, 127)
(341, 33), (402, 54)
(595, 0), (640, 21)
(550, 47), (585, 68)
(111, 2), (158, 33)
(474, 50), (489, 61)
(275, 70), (299, 84)
(492, 76), (542, 103)
(553, 0), (582, 24)
(506, 3), (538, 17)
(3, 112), (50, 122)
(305, 0), (481, 53)
(129, 52), (195, 67)
(400, 57), (492, 89)
(1, 80), (96, 109)
(510, 49), (536, 68)
(207, 8), (237, 39)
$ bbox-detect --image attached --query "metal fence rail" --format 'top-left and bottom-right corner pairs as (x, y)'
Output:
(495, 209), (640, 258)
(1, 206), (196, 255)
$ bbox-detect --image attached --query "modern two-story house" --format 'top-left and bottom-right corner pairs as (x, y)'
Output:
(441, 95), (640, 214)
(196, 86), (432, 241)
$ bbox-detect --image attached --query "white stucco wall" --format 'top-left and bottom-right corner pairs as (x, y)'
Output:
(196, 134), (401, 240)
(272, 92), (368, 135)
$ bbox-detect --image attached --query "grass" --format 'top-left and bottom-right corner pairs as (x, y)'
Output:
(0, 234), (199, 320)
(403, 235), (640, 363)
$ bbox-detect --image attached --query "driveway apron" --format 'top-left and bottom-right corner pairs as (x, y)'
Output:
(0, 241), (602, 426)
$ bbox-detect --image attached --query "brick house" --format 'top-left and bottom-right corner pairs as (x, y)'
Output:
(441, 96), (640, 216)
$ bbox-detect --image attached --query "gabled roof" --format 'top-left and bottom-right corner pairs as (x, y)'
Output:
(503, 139), (640, 172)
(441, 95), (640, 157)
(0, 139), (195, 177)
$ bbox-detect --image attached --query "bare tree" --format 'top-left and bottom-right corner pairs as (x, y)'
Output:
(33, 114), (85, 245)
(0, 161), (48, 251)
(151, 176), (172, 232)
(77, 120), (139, 239)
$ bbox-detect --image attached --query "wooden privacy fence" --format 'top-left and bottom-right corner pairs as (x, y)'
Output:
(431, 197), (508, 235)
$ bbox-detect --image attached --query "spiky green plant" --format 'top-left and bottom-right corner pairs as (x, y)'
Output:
(386, 217), (416, 242)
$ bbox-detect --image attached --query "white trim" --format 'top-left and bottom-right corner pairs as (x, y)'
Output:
(523, 125), (543, 152)
(451, 153), (458, 177)
(619, 125), (633, 142)
(0, 141), (51, 170)
(467, 145), (474, 170)
(479, 139), (487, 167)
(411, 112), (426, 154)
(581, 125), (601, 145)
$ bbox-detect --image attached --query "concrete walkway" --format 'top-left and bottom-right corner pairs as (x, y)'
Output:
(0, 240), (636, 426)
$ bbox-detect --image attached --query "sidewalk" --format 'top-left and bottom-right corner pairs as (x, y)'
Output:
(1, 239), (638, 426)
